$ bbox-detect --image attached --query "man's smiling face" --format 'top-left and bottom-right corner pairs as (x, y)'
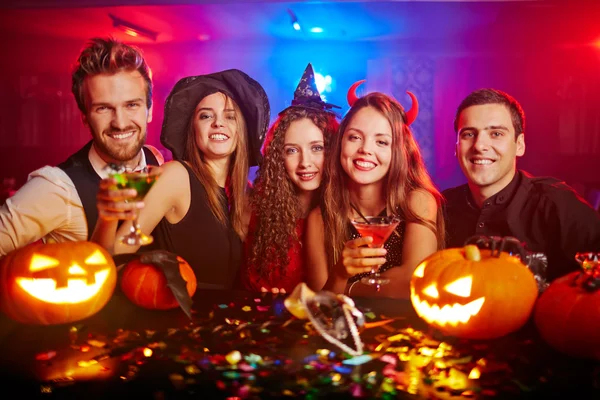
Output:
(456, 103), (525, 198)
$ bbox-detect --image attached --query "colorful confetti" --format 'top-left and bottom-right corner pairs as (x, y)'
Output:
(28, 293), (586, 399)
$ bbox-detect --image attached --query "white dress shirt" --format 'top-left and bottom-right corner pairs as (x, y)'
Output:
(0, 144), (161, 256)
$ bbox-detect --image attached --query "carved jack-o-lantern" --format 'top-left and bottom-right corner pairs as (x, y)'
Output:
(0, 241), (117, 325)
(410, 244), (538, 339)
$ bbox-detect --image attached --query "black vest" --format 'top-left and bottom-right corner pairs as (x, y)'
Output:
(58, 141), (159, 240)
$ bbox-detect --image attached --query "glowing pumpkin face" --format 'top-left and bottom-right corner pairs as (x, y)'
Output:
(412, 265), (485, 327)
(410, 244), (538, 339)
(0, 241), (117, 325)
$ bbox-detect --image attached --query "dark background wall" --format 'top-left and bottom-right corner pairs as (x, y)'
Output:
(0, 0), (599, 206)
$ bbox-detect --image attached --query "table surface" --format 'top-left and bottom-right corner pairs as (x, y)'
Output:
(0, 288), (598, 399)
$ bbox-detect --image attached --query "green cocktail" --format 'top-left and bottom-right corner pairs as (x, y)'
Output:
(110, 165), (161, 246)
(113, 172), (159, 201)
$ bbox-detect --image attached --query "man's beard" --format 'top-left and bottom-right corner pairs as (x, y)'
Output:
(93, 126), (147, 162)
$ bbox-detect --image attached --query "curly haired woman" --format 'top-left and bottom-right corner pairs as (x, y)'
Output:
(239, 64), (340, 293)
(305, 83), (445, 299)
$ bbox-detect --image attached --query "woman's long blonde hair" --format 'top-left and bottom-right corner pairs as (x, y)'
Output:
(322, 92), (445, 268)
(183, 93), (249, 238)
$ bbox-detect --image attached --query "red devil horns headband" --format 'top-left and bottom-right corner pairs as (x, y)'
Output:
(346, 80), (419, 126)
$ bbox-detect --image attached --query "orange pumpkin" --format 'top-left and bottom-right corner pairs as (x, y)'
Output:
(534, 253), (600, 360)
(120, 256), (197, 310)
(410, 244), (538, 339)
(0, 241), (117, 325)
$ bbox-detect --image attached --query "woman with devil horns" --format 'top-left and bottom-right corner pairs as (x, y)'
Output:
(305, 81), (445, 299)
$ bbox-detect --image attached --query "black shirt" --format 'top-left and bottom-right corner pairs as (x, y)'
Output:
(443, 170), (600, 281)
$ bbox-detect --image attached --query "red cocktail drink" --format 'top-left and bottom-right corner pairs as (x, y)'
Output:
(350, 215), (401, 290)
(353, 221), (399, 248)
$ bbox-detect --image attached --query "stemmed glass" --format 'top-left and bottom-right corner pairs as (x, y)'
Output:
(350, 215), (401, 289)
(109, 165), (161, 246)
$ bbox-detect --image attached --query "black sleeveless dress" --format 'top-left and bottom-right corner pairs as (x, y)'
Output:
(347, 216), (405, 284)
(144, 161), (242, 290)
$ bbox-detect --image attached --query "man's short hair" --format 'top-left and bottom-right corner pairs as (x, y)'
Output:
(454, 88), (525, 137)
(71, 37), (153, 114)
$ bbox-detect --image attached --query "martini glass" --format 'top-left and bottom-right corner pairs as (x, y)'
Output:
(110, 165), (161, 246)
(350, 215), (401, 289)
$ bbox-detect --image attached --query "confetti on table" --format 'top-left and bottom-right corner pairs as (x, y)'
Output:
(33, 293), (563, 399)
(35, 351), (57, 361)
(364, 311), (376, 320)
(342, 354), (374, 366)
(226, 350), (242, 365)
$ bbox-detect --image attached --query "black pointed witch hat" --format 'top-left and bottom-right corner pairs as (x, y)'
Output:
(279, 63), (340, 116)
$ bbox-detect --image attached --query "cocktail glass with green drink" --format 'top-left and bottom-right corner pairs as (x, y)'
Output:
(110, 165), (161, 246)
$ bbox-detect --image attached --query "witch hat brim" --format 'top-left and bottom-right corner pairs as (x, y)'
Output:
(160, 69), (271, 167)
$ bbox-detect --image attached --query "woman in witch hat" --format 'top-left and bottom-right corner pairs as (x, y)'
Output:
(93, 69), (270, 290)
(238, 63), (340, 293)
(305, 83), (445, 298)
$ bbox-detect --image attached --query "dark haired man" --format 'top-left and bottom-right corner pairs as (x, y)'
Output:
(443, 88), (600, 280)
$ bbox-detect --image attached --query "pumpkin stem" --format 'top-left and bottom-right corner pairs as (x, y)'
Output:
(464, 245), (481, 262)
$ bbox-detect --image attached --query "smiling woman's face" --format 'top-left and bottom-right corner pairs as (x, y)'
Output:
(193, 92), (239, 161)
(283, 118), (325, 194)
(340, 106), (393, 187)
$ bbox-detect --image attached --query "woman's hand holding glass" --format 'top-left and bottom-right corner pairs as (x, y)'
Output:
(340, 236), (388, 277)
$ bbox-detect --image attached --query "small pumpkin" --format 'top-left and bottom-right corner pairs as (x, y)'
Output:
(121, 255), (197, 310)
(410, 243), (538, 339)
(534, 252), (600, 360)
(0, 241), (117, 325)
